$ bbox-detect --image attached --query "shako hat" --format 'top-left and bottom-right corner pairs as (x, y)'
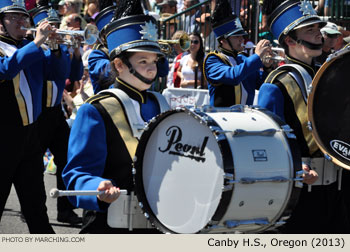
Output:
(0, 0), (29, 17)
(211, 0), (247, 39)
(30, 0), (60, 26)
(105, 0), (163, 60)
(94, 0), (116, 33)
(269, 0), (326, 44)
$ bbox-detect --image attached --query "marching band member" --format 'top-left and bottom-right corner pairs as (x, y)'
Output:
(258, 0), (349, 233)
(0, 0), (70, 233)
(62, 0), (170, 233)
(88, 0), (169, 94)
(31, 0), (84, 225)
(204, 0), (272, 107)
(88, 0), (115, 94)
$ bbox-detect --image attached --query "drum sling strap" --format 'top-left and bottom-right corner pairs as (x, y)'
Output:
(86, 94), (138, 159)
(265, 65), (318, 156)
(204, 51), (242, 104)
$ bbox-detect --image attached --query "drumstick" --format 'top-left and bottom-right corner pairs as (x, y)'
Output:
(49, 188), (128, 198)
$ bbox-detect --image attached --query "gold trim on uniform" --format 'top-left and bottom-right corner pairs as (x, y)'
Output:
(268, 71), (318, 155)
(99, 97), (138, 159)
(13, 74), (29, 126)
(116, 77), (145, 103)
(46, 81), (53, 107)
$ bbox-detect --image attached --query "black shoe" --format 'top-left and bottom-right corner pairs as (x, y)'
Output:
(57, 210), (82, 225)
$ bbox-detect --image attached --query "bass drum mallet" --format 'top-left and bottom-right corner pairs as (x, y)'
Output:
(49, 188), (128, 198)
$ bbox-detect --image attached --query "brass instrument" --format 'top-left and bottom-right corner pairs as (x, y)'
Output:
(158, 33), (191, 54)
(22, 24), (99, 49)
(248, 45), (286, 63)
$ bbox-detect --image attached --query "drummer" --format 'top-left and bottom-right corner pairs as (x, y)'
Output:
(62, 0), (169, 233)
(258, 0), (349, 233)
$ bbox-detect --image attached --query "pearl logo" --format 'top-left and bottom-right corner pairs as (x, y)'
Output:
(159, 126), (208, 162)
(330, 140), (350, 161)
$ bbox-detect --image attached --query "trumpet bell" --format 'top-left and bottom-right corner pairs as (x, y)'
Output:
(158, 32), (191, 54)
(84, 24), (99, 45)
(179, 33), (190, 52)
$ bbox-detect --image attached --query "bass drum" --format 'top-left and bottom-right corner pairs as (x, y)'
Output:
(308, 46), (350, 169)
(133, 106), (302, 233)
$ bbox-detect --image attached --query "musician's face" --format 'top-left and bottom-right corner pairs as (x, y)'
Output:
(1, 13), (29, 40)
(224, 35), (244, 52)
(295, 23), (323, 57)
(114, 52), (158, 91)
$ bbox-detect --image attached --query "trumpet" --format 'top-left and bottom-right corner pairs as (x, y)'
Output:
(247, 45), (286, 63)
(158, 33), (191, 54)
(22, 24), (99, 48)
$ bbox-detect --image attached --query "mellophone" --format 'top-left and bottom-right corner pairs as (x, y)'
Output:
(51, 46), (350, 233)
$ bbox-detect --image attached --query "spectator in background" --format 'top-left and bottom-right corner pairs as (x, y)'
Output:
(315, 0), (332, 16)
(334, 26), (350, 51)
(158, 0), (177, 14)
(59, 0), (87, 30)
(25, 0), (37, 10)
(83, 0), (99, 22)
(181, 0), (200, 33)
(177, 32), (206, 89)
(315, 22), (341, 65)
(166, 30), (189, 88)
(195, 12), (217, 52)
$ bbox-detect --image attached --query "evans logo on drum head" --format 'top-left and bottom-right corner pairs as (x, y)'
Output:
(158, 126), (209, 163)
(252, 150), (267, 161)
(330, 140), (350, 161)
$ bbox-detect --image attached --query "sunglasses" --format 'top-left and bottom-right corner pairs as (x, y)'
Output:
(326, 33), (339, 39)
(191, 40), (199, 45)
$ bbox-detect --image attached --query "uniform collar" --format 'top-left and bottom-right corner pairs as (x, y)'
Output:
(0, 35), (21, 47)
(219, 46), (238, 58)
(115, 77), (148, 104)
(285, 55), (316, 77)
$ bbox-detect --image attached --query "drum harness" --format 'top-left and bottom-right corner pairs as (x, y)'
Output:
(274, 64), (342, 191)
(98, 88), (169, 230)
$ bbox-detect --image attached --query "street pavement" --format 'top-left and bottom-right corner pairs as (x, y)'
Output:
(0, 172), (82, 234)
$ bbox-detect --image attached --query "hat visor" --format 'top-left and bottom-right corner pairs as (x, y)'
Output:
(126, 46), (165, 57)
(2, 8), (29, 17)
(226, 29), (248, 37)
(293, 18), (327, 31)
(322, 28), (341, 35)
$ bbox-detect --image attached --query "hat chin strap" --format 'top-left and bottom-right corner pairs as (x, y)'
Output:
(296, 38), (324, 50)
(123, 57), (156, 85)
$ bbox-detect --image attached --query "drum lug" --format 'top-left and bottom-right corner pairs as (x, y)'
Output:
(294, 170), (306, 188)
(229, 104), (245, 112)
(281, 125), (297, 139)
(223, 185), (233, 192)
(224, 218), (270, 228)
(232, 128), (277, 137)
(307, 121), (313, 131)
(324, 153), (332, 161)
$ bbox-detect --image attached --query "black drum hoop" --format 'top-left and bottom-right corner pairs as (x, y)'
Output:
(307, 47), (350, 169)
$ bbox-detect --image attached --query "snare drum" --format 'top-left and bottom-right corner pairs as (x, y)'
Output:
(308, 46), (350, 169)
(133, 106), (302, 233)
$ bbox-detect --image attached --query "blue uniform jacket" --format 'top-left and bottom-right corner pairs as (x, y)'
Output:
(205, 52), (266, 106)
(0, 39), (70, 126)
(43, 45), (84, 107)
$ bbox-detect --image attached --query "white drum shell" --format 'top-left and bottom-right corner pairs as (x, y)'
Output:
(205, 109), (294, 233)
